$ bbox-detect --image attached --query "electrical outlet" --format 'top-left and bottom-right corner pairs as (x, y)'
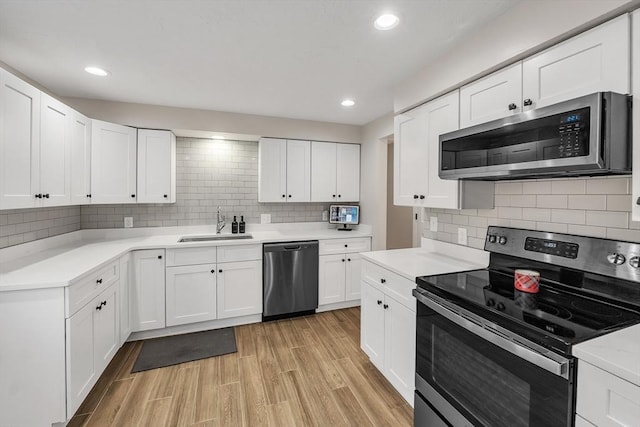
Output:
(322, 210), (329, 221)
(457, 227), (468, 245)
(430, 216), (438, 232)
(124, 217), (133, 228)
(260, 213), (271, 224)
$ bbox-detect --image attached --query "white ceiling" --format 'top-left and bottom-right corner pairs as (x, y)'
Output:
(0, 0), (519, 126)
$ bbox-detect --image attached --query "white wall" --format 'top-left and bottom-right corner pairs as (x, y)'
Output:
(63, 97), (361, 144)
(360, 112), (393, 250)
(394, 0), (637, 112)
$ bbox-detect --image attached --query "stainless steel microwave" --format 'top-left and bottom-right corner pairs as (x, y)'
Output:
(439, 92), (631, 180)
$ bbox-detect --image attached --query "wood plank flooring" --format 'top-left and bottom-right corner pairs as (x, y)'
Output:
(68, 307), (413, 426)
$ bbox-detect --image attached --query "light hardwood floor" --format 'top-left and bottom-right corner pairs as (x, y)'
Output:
(68, 307), (413, 426)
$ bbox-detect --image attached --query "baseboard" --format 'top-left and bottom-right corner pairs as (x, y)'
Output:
(316, 299), (360, 313)
(127, 314), (262, 341)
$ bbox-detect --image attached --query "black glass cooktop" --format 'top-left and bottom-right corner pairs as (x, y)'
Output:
(416, 268), (640, 354)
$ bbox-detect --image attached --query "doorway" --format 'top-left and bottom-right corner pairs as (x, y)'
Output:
(386, 142), (414, 249)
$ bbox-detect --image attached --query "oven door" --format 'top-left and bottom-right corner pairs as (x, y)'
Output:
(414, 288), (575, 427)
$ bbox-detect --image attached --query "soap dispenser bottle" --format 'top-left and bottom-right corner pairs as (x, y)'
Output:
(239, 216), (246, 234)
(232, 216), (239, 234)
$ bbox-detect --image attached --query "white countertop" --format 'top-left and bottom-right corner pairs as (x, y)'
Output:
(361, 238), (489, 281)
(573, 323), (640, 386)
(0, 223), (372, 292)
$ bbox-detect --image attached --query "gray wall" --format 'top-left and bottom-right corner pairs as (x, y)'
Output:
(423, 176), (639, 249)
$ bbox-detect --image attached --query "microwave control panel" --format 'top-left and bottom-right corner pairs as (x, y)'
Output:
(558, 112), (588, 158)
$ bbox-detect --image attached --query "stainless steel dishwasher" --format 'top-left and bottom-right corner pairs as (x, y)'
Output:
(263, 241), (318, 320)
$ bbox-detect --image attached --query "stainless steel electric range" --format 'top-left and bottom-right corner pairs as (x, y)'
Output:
(413, 226), (640, 427)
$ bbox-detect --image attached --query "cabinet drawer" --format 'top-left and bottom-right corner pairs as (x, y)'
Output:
(166, 246), (217, 266)
(319, 237), (371, 255)
(217, 244), (262, 263)
(66, 261), (119, 318)
(362, 260), (416, 311)
(577, 361), (640, 427)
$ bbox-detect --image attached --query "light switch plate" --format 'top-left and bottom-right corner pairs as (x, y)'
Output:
(260, 213), (271, 224)
(457, 227), (468, 245)
(430, 216), (438, 232)
(124, 217), (133, 228)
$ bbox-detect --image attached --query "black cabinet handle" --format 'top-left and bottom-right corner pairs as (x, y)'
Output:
(158, 255), (162, 259)
(102, 301), (107, 307)
(344, 244), (348, 248)
(219, 269), (222, 273)
(332, 194), (336, 198)
(86, 194), (91, 198)
(131, 194), (135, 198)
(413, 194), (419, 199)
(523, 98), (533, 106)
(35, 194), (42, 198)
(211, 269), (215, 274)
(380, 278), (386, 284)
(163, 194), (168, 198)
(419, 195), (425, 199)
(282, 194), (286, 198)
(288, 195), (292, 198)
(347, 258), (351, 262)
(96, 305), (102, 311)
(508, 103), (517, 111)
(342, 259), (345, 262)
(43, 193), (50, 198)
(338, 194), (341, 198)
(383, 304), (389, 309)
(96, 278), (103, 284)
(377, 300), (382, 305)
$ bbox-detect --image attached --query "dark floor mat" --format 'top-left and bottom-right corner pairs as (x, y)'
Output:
(131, 327), (237, 372)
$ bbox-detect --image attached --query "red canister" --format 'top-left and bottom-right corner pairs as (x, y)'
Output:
(514, 269), (540, 293)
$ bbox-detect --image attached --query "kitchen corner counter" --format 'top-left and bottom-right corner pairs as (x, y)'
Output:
(573, 323), (640, 386)
(361, 239), (489, 282)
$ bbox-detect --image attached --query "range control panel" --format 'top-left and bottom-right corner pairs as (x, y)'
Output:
(524, 237), (578, 259)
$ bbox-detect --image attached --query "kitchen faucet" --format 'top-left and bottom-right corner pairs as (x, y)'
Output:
(216, 206), (226, 234)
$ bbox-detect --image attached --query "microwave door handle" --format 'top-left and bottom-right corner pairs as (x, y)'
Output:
(413, 289), (570, 379)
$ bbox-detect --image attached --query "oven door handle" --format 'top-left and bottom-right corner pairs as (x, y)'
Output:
(414, 288), (571, 379)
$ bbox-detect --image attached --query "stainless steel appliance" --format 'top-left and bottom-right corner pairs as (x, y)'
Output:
(413, 227), (640, 427)
(263, 241), (319, 320)
(439, 92), (630, 180)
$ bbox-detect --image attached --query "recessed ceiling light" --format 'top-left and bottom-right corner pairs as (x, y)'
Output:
(374, 14), (399, 31)
(84, 66), (109, 77)
(341, 99), (355, 107)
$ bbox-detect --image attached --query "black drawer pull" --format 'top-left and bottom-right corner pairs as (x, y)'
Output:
(158, 255), (162, 259)
(96, 278), (103, 284)
(377, 300), (382, 305)
(380, 278), (386, 284)
(523, 98), (533, 106)
(383, 304), (389, 309)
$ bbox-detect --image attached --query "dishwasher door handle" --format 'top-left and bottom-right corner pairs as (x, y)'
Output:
(284, 245), (301, 251)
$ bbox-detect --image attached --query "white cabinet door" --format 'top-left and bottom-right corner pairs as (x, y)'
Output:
(166, 264), (217, 326)
(424, 91), (462, 209)
(65, 298), (96, 417)
(459, 62), (522, 128)
(336, 143), (360, 202)
(384, 297), (416, 404)
(523, 15), (630, 110)
(360, 281), (385, 370)
(258, 137), (287, 202)
(0, 68), (40, 209)
(91, 119), (137, 204)
(119, 254), (131, 344)
(311, 141), (337, 202)
(344, 253), (362, 301)
(394, 105), (428, 206)
(632, 10), (640, 221)
(131, 250), (166, 332)
(93, 283), (118, 374)
(286, 139), (311, 202)
(137, 129), (176, 203)
(318, 254), (346, 305)
(70, 111), (92, 205)
(39, 93), (71, 206)
(217, 260), (262, 318)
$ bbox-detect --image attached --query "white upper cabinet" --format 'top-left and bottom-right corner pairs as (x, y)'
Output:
(394, 103), (429, 206)
(70, 111), (92, 205)
(137, 129), (176, 203)
(632, 10), (640, 221)
(460, 62), (522, 128)
(91, 120), (137, 204)
(258, 137), (310, 202)
(0, 68), (40, 209)
(522, 14), (630, 109)
(39, 93), (72, 206)
(311, 142), (360, 203)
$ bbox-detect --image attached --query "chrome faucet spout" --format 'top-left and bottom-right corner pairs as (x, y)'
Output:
(216, 206), (226, 234)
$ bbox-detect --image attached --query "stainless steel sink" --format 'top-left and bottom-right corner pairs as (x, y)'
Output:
(178, 234), (253, 243)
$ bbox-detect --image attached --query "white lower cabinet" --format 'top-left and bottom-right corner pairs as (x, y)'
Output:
(166, 263), (217, 326)
(119, 253), (132, 344)
(131, 249), (166, 332)
(216, 260), (262, 318)
(318, 237), (371, 307)
(360, 260), (416, 406)
(66, 282), (119, 417)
